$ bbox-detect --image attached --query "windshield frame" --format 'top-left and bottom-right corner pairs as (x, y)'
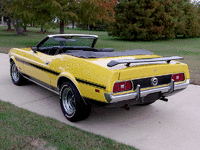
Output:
(36, 34), (98, 49)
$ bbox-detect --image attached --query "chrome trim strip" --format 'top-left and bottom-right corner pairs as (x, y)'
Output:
(21, 74), (59, 95)
(104, 79), (190, 103)
(47, 34), (98, 38)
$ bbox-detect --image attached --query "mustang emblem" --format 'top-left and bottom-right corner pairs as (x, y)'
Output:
(151, 77), (158, 86)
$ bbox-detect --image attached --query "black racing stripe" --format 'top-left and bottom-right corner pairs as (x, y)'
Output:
(15, 57), (24, 63)
(76, 78), (106, 89)
(28, 62), (60, 76)
(15, 57), (60, 76)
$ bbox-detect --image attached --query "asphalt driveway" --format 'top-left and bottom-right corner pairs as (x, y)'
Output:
(1, 53), (200, 150)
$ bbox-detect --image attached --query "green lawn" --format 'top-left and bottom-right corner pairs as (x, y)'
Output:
(0, 26), (199, 85)
(0, 100), (137, 150)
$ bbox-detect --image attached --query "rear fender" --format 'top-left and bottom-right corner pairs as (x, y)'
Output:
(57, 72), (91, 105)
(57, 72), (80, 94)
(106, 72), (121, 92)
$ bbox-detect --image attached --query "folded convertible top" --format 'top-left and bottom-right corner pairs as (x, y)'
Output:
(66, 49), (154, 58)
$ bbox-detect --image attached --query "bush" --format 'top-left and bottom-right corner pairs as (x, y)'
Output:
(107, 0), (200, 40)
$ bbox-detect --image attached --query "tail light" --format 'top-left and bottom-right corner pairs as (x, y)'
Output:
(172, 73), (185, 82)
(113, 81), (132, 93)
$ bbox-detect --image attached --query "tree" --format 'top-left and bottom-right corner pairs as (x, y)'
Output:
(108, 0), (200, 40)
(174, 0), (187, 37)
(51, 0), (78, 34)
(1, 0), (24, 35)
(108, 0), (166, 40)
(1, 0), (35, 35)
(1, 0), (58, 34)
(183, 1), (200, 37)
(1, 0), (12, 31)
(77, 0), (117, 30)
(158, 0), (180, 39)
(198, 1), (200, 13)
(33, 0), (56, 33)
(7, 17), (12, 30)
(12, 0), (35, 32)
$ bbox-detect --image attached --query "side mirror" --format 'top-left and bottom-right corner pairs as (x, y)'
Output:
(31, 47), (38, 53)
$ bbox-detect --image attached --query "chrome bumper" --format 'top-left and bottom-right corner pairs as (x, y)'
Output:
(104, 79), (190, 103)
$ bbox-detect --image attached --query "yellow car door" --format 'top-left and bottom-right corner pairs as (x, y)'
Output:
(23, 50), (55, 89)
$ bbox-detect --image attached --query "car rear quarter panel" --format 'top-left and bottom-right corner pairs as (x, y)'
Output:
(55, 56), (120, 103)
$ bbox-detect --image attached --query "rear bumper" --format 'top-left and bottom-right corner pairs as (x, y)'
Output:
(104, 79), (190, 103)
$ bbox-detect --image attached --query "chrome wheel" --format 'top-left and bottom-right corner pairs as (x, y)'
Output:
(60, 82), (91, 122)
(10, 61), (27, 85)
(11, 63), (19, 82)
(62, 87), (76, 117)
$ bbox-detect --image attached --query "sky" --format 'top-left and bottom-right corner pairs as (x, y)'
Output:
(191, 0), (200, 2)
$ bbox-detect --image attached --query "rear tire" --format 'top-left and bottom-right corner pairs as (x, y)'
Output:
(60, 81), (91, 122)
(10, 61), (27, 85)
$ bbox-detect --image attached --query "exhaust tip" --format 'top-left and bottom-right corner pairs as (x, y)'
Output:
(160, 97), (168, 102)
(121, 104), (130, 110)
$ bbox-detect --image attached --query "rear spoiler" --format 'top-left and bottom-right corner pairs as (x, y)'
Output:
(107, 56), (184, 67)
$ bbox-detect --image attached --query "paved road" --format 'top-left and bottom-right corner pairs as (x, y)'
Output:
(1, 53), (200, 150)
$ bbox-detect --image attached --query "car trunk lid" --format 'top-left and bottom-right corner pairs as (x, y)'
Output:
(89, 55), (188, 83)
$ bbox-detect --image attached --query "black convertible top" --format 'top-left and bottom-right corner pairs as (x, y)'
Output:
(66, 49), (153, 58)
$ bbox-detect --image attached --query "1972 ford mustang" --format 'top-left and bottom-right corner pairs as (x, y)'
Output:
(9, 34), (190, 122)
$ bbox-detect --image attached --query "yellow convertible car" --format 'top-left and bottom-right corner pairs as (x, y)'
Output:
(9, 34), (190, 122)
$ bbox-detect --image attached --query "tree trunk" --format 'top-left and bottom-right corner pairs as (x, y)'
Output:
(11, 18), (25, 36)
(60, 20), (65, 34)
(88, 18), (90, 30)
(23, 26), (27, 32)
(1, 16), (4, 25)
(7, 17), (12, 30)
(72, 22), (75, 29)
(40, 27), (44, 33)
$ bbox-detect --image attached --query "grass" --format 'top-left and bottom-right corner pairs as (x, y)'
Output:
(0, 100), (137, 150)
(0, 26), (199, 85)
